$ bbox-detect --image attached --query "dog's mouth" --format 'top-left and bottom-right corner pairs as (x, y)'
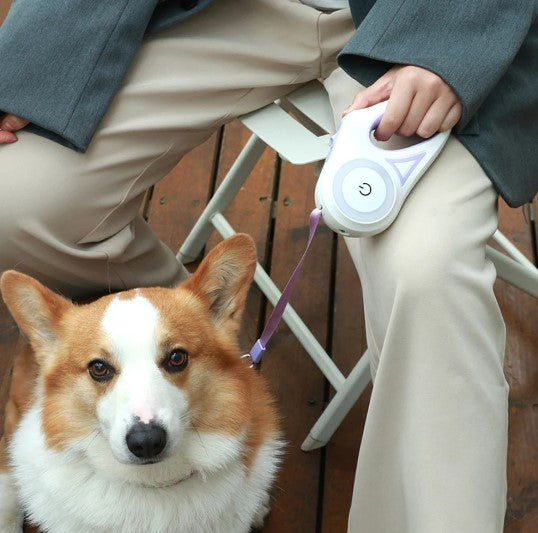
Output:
(139, 470), (196, 488)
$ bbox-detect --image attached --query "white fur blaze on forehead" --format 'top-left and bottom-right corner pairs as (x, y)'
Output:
(101, 294), (160, 362)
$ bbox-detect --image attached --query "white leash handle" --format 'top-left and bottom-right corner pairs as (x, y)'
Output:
(315, 101), (450, 237)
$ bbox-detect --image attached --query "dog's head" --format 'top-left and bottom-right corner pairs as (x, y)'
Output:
(1, 234), (272, 485)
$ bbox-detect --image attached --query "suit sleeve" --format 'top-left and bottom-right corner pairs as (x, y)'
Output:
(0, 0), (159, 151)
(339, 0), (538, 130)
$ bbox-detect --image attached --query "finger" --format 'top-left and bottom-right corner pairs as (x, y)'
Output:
(374, 83), (414, 141)
(440, 102), (463, 131)
(0, 114), (29, 132)
(395, 90), (436, 137)
(0, 130), (17, 143)
(416, 99), (459, 138)
(343, 75), (392, 116)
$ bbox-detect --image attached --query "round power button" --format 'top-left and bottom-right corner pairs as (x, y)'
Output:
(332, 159), (396, 224)
(341, 167), (387, 213)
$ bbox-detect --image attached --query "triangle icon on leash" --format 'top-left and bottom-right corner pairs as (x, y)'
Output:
(386, 151), (426, 186)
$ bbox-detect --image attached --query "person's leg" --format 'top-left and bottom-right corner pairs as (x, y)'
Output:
(324, 68), (508, 532)
(0, 0), (353, 298)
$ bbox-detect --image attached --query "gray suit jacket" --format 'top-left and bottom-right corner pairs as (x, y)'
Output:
(339, 1), (538, 207)
(0, 0), (536, 206)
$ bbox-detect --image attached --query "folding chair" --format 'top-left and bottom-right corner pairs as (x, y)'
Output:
(177, 79), (538, 451)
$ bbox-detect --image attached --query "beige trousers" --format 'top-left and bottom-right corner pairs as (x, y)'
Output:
(324, 69), (508, 532)
(0, 0), (507, 531)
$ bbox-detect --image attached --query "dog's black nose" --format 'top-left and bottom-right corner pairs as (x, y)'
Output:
(126, 421), (168, 459)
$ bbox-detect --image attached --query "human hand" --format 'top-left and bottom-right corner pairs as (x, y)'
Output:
(0, 114), (29, 143)
(343, 65), (462, 141)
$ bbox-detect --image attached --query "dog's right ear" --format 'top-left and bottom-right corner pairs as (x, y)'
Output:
(0, 271), (72, 363)
(183, 234), (257, 338)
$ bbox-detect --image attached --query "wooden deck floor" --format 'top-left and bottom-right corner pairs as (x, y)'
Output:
(0, 120), (537, 532)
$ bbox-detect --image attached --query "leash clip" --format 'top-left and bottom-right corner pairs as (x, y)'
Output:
(241, 352), (258, 369)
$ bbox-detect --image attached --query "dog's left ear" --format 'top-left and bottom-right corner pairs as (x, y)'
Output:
(183, 234), (257, 336)
(0, 271), (73, 363)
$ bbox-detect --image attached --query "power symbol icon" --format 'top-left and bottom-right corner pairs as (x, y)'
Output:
(358, 182), (372, 196)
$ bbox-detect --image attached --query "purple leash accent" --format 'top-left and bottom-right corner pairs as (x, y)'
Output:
(248, 208), (323, 365)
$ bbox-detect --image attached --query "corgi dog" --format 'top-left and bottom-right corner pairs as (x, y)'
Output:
(0, 234), (282, 533)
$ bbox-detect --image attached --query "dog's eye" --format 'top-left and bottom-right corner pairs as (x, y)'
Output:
(88, 360), (115, 382)
(163, 349), (189, 373)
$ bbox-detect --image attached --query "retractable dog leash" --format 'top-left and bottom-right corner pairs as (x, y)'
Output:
(315, 100), (450, 237)
(245, 101), (450, 365)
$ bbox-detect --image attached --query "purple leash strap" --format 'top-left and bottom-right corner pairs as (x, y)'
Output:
(247, 207), (322, 365)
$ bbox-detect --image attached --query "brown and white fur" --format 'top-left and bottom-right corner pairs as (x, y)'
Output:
(0, 234), (282, 533)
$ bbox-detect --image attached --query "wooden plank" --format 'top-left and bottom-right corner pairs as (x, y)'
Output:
(147, 133), (220, 255)
(321, 237), (370, 533)
(495, 200), (535, 262)
(260, 160), (332, 533)
(496, 199), (538, 532)
(0, 307), (33, 533)
(0, 305), (18, 440)
(529, 195), (538, 265)
(0, 1), (11, 25)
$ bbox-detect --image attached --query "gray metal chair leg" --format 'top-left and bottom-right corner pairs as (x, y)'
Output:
(487, 245), (538, 297)
(177, 134), (267, 263)
(301, 350), (371, 451)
